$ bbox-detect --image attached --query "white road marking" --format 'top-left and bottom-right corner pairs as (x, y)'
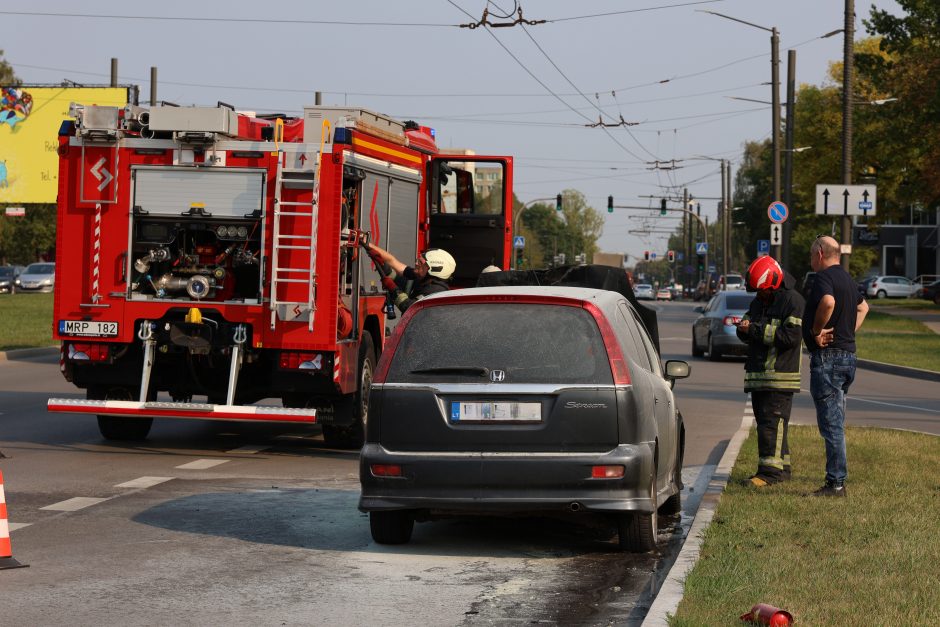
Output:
(40, 497), (109, 512)
(227, 444), (270, 454)
(114, 476), (173, 489)
(799, 388), (940, 414)
(175, 459), (229, 470)
(8, 522), (31, 531)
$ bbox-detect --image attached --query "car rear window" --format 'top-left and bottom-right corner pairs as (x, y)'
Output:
(386, 302), (613, 384)
(725, 275), (743, 285)
(725, 294), (752, 309)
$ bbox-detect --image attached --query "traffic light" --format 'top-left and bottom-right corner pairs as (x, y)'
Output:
(660, 198), (667, 216)
(667, 250), (675, 263)
(698, 262), (705, 272)
(556, 193), (563, 211)
(644, 250), (650, 261)
(607, 195), (614, 213)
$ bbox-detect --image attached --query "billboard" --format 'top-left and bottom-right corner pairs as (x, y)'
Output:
(0, 86), (130, 204)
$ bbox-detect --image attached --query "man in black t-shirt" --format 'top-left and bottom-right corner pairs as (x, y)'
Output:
(803, 236), (869, 497)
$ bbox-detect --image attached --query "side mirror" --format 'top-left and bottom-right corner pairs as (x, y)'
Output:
(664, 360), (690, 388)
(693, 306), (705, 313)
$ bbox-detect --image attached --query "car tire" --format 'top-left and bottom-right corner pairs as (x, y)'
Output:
(691, 337), (704, 357)
(707, 334), (722, 361)
(370, 510), (414, 545)
(618, 472), (658, 553)
(89, 385), (153, 441)
(323, 333), (376, 450)
(877, 289), (887, 299)
(658, 491), (681, 516)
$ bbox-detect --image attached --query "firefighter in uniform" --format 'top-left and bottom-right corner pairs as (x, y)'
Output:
(736, 256), (805, 486)
(365, 243), (455, 313)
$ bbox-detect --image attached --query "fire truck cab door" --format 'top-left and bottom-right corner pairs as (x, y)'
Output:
(428, 156), (513, 287)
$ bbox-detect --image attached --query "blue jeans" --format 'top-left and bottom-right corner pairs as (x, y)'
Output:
(810, 349), (856, 485)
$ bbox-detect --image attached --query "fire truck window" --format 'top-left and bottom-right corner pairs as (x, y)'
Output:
(437, 160), (504, 216)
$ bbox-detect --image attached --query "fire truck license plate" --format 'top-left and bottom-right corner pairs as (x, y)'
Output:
(58, 320), (119, 337)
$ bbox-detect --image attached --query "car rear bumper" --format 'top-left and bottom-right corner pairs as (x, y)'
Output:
(358, 442), (656, 514)
(712, 332), (747, 355)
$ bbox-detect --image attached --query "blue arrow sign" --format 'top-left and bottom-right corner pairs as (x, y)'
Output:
(695, 242), (708, 255)
(513, 235), (525, 249)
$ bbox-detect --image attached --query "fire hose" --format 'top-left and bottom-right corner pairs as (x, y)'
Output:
(353, 232), (399, 320)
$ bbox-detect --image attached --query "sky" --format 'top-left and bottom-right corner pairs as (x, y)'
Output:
(0, 0), (903, 262)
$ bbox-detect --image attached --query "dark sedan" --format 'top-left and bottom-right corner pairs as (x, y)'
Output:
(359, 286), (690, 552)
(921, 280), (940, 304)
(691, 291), (753, 360)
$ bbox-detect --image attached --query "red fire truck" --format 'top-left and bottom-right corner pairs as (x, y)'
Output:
(47, 102), (514, 447)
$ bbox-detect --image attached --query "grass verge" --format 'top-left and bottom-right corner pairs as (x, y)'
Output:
(856, 311), (940, 372)
(672, 426), (940, 626)
(869, 299), (939, 311)
(0, 293), (55, 351)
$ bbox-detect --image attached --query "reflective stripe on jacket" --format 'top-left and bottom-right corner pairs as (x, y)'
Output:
(736, 281), (805, 392)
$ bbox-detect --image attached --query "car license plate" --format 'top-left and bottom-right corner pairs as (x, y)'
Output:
(58, 320), (119, 337)
(450, 401), (541, 423)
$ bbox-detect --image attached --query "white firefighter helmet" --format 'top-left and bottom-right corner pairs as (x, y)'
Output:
(423, 248), (456, 280)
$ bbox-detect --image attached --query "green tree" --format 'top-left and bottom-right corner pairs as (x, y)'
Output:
(517, 189), (603, 268)
(0, 50), (18, 85)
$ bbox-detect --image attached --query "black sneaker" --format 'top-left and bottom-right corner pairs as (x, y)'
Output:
(812, 482), (846, 497)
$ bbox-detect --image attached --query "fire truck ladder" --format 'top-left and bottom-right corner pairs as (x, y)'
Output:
(270, 153), (318, 331)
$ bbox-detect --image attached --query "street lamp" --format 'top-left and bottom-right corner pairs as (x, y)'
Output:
(701, 10), (781, 211)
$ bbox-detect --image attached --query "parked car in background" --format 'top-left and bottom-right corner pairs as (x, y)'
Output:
(865, 275), (921, 299)
(718, 273), (745, 291)
(856, 276), (875, 298)
(920, 280), (940, 304)
(656, 287), (672, 301)
(693, 276), (718, 301)
(0, 265), (22, 294)
(15, 262), (55, 293)
(634, 283), (655, 300)
(359, 286), (690, 552)
(691, 291), (752, 361)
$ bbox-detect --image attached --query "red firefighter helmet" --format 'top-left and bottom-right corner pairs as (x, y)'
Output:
(746, 256), (784, 291)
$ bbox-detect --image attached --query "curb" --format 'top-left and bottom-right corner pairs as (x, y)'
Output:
(643, 409), (753, 625)
(0, 346), (59, 362)
(856, 358), (940, 382)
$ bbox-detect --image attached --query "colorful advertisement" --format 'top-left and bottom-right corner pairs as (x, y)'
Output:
(0, 86), (129, 204)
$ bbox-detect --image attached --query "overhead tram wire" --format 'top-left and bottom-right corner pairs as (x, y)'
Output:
(445, 0), (650, 163)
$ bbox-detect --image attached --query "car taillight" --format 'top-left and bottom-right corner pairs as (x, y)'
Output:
(370, 464), (403, 477)
(279, 351), (320, 370)
(723, 316), (742, 327)
(591, 465), (625, 479)
(582, 301), (631, 385)
(67, 342), (110, 362)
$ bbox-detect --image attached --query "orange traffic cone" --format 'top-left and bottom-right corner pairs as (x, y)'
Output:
(0, 469), (28, 570)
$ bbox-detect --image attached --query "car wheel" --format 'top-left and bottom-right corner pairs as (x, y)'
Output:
(934, 293), (940, 305)
(370, 510), (414, 545)
(323, 333), (376, 450)
(618, 471), (658, 553)
(691, 335), (704, 357)
(877, 289), (887, 299)
(707, 334), (722, 361)
(658, 491), (681, 517)
(89, 385), (153, 441)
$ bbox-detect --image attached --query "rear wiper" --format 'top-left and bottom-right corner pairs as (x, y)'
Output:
(409, 366), (489, 376)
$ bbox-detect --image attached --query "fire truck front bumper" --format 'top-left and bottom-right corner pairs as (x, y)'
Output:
(46, 398), (317, 423)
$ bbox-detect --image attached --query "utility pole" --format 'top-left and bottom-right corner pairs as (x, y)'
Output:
(721, 159), (730, 274)
(783, 49), (796, 270)
(110, 58), (118, 88)
(841, 0), (855, 270)
(684, 188), (691, 294)
(771, 27), (781, 208)
(726, 161), (733, 272)
(149, 67), (158, 106)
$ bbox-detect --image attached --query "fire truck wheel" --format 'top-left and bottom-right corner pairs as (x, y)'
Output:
(323, 333), (375, 449)
(88, 385), (154, 441)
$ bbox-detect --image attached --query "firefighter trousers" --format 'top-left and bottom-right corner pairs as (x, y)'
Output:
(751, 390), (793, 482)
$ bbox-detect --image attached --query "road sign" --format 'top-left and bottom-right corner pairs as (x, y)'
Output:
(708, 265), (716, 273)
(677, 252), (684, 261)
(815, 184), (877, 216)
(650, 252), (657, 260)
(767, 201), (789, 224)
(513, 235), (525, 249)
(695, 242), (708, 256)
(757, 239), (770, 256)
(770, 223), (782, 245)
(4, 206), (25, 217)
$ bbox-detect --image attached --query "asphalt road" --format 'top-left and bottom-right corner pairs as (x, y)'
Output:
(0, 301), (936, 625)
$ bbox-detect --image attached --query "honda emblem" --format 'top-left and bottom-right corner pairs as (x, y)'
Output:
(489, 369), (506, 383)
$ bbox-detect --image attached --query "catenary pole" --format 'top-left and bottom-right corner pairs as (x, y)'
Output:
(783, 49), (796, 270)
(841, 0), (855, 270)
